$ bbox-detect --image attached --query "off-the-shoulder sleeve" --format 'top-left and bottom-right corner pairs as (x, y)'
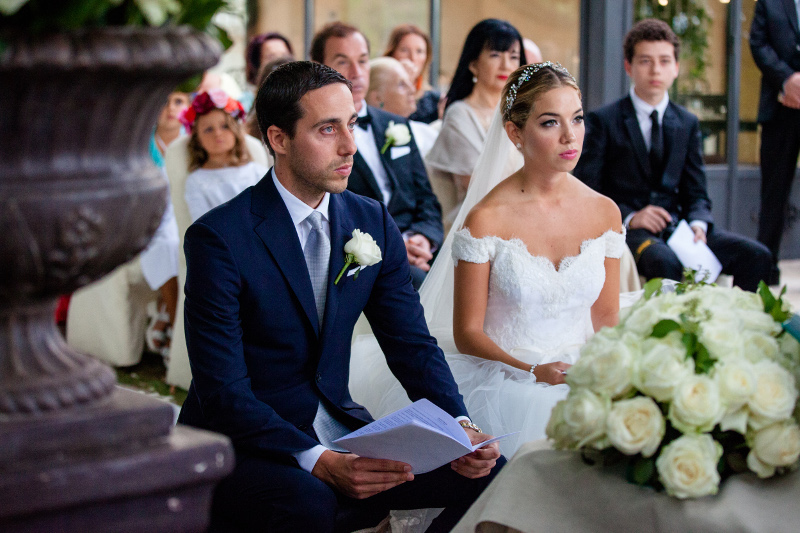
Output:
(604, 228), (627, 259)
(452, 228), (494, 265)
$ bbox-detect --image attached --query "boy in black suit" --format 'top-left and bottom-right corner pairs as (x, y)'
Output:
(575, 19), (771, 291)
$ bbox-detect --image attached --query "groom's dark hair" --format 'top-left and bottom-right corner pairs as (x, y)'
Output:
(255, 61), (352, 156)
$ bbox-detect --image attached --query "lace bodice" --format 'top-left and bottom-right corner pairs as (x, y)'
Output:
(452, 228), (625, 360)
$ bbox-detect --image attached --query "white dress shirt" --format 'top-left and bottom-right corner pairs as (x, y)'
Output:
(353, 100), (393, 205)
(627, 87), (707, 234)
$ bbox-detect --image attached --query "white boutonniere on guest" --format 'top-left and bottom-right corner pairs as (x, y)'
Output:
(380, 121), (411, 154)
(334, 229), (382, 284)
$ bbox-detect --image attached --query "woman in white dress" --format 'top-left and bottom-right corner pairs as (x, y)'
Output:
(349, 63), (626, 457)
(181, 89), (267, 222)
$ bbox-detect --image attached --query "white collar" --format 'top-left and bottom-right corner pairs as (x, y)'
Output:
(271, 168), (330, 228)
(357, 100), (368, 118)
(629, 86), (669, 122)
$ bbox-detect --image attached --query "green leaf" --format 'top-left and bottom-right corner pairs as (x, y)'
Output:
(643, 278), (663, 300)
(681, 332), (697, 358)
(694, 342), (715, 374)
(651, 319), (681, 338)
(759, 281), (777, 312)
(629, 457), (656, 486)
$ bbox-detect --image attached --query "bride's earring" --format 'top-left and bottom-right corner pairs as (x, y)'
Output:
(515, 142), (522, 151)
(472, 76), (478, 83)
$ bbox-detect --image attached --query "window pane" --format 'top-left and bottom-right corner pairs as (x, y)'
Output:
(740, 0), (760, 165)
(635, 0), (729, 164)
(315, 0), (430, 57)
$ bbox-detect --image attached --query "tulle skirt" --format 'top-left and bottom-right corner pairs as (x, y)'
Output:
(348, 334), (580, 458)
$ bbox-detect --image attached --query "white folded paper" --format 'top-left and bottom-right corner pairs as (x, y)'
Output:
(666, 220), (722, 283)
(334, 399), (514, 474)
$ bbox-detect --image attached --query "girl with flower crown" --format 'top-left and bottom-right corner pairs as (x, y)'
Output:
(350, 63), (628, 457)
(181, 89), (267, 222)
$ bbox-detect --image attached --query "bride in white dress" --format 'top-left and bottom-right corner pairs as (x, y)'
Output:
(349, 63), (625, 458)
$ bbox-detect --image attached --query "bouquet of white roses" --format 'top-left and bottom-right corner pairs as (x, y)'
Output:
(546, 278), (800, 499)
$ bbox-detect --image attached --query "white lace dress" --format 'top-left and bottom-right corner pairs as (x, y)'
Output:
(446, 227), (626, 456)
(348, 226), (627, 458)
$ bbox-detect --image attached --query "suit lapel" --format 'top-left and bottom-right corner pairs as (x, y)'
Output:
(251, 173), (321, 336)
(621, 97), (652, 181)
(352, 151), (384, 200)
(782, 0), (800, 35)
(661, 104), (687, 188)
(368, 107), (400, 194)
(320, 193), (351, 342)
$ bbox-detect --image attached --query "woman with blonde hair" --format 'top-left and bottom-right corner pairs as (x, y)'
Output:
(181, 90), (267, 222)
(384, 23), (440, 124)
(350, 63), (627, 457)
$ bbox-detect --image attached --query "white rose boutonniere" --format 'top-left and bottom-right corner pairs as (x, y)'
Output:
(334, 229), (382, 284)
(380, 121), (411, 154)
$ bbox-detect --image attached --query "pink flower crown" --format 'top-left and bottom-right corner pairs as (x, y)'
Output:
(180, 89), (246, 133)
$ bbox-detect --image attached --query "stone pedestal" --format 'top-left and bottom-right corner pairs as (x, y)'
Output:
(0, 388), (233, 532)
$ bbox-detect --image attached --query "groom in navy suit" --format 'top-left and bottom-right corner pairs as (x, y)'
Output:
(177, 61), (503, 532)
(575, 19), (771, 291)
(311, 22), (443, 289)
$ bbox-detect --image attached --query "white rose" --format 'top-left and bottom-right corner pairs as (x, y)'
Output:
(746, 421), (800, 478)
(713, 359), (756, 413)
(633, 332), (694, 402)
(344, 229), (382, 267)
(748, 360), (799, 430)
(605, 396), (665, 457)
(698, 318), (743, 361)
(699, 287), (761, 313)
(136, 0), (181, 26)
(656, 434), (723, 499)
(0, 0), (28, 16)
(741, 331), (779, 363)
(385, 121), (411, 146)
(738, 309), (782, 336)
(546, 389), (610, 449)
(623, 299), (672, 337)
(569, 334), (636, 399)
(668, 375), (725, 433)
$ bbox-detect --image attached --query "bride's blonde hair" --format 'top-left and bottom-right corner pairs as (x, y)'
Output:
(502, 63), (580, 129)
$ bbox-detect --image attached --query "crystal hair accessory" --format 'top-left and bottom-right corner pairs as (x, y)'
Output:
(180, 89), (246, 133)
(504, 61), (575, 113)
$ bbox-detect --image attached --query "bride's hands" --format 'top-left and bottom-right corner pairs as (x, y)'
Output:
(533, 362), (571, 385)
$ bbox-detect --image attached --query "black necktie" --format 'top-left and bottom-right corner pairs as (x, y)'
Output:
(649, 109), (663, 177)
(356, 114), (371, 131)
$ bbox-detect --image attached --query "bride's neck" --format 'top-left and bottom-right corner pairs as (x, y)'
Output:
(517, 168), (568, 197)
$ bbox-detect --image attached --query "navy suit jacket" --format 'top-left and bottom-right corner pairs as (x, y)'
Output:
(750, 0), (800, 123)
(177, 172), (467, 460)
(574, 96), (713, 228)
(347, 105), (444, 248)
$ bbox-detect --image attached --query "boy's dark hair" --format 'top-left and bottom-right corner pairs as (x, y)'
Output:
(623, 19), (680, 63)
(309, 22), (369, 64)
(255, 61), (351, 156)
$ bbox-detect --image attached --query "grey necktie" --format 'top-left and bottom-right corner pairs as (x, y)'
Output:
(303, 211), (330, 325)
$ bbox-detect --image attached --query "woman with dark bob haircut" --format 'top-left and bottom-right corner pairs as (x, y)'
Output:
(426, 19), (524, 230)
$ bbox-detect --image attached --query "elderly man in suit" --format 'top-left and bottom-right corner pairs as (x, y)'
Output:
(750, 0), (800, 285)
(575, 19), (771, 292)
(310, 22), (443, 289)
(176, 61), (503, 533)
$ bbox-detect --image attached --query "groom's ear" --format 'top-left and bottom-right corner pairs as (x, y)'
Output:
(267, 125), (290, 156)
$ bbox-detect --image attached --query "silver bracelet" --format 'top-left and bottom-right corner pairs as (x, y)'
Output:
(529, 363), (538, 375)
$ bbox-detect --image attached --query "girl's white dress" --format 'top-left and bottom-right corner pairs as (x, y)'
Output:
(184, 161), (267, 222)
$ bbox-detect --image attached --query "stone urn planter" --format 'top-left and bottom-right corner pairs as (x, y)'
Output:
(0, 26), (234, 532)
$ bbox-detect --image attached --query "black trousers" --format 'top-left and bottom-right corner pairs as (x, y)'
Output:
(627, 226), (772, 292)
(758, 111), (800, 264)
(209, 451), (507, 533)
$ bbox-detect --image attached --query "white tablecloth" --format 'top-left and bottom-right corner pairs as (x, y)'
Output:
(454, 440), (800, 533)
